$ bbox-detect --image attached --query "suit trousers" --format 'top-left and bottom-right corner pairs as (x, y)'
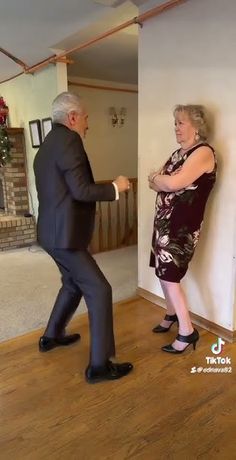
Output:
(43, 248), (115, 367)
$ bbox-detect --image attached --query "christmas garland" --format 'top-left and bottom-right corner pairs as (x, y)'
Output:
(0, 96), (11, 166)
(0, 126), (12, 166)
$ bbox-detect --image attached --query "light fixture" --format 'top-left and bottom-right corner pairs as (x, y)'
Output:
(108, 106), (127, 127)
(119, 107), (127, 127)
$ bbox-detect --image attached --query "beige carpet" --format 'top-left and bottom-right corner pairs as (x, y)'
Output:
(0, 245), (137, 342)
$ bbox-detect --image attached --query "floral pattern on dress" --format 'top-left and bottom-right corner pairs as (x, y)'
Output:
(152, 193), (201, 272)
(150, 144), (216, 281)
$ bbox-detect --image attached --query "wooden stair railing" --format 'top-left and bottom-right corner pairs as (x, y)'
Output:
(90, 178), (137, 254)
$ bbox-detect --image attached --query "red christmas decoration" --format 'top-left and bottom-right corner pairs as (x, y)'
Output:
(0, 97), (9, 125)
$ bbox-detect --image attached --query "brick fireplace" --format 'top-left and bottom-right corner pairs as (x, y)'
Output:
(0, 128), (36, 250)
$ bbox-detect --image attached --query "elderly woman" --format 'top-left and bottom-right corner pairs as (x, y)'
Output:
(148, 104), (216, 354)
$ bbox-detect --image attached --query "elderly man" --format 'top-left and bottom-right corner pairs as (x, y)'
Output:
(34, 92), (133, 383)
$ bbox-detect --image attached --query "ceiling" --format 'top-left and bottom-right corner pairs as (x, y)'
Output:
(0, 0), (150, 85)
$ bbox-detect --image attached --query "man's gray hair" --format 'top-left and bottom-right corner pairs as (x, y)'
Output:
(52, 92), (83, 124)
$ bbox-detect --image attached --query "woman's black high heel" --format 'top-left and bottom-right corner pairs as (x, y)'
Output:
(161, 328), (199, 354)
(152, 314), (178, 333)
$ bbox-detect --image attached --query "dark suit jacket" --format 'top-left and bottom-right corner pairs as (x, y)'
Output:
(33, 123), (115, 249)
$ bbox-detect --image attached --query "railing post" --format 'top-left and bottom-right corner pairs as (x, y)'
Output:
(107, 202), (112, 250)
(91, 177), (137, 254)
(98, 202), (103, 252)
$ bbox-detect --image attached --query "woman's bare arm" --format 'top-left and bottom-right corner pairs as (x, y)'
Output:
(151, 146), (214, 192)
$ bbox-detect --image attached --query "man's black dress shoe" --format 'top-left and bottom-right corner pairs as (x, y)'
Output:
(85, 360), (133, 384)
(39, 333), (81, 352)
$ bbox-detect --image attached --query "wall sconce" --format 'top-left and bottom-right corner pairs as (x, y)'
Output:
(108, 107), (127, 128)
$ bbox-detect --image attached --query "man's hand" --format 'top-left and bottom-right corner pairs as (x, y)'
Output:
(114, 175), (130, 193)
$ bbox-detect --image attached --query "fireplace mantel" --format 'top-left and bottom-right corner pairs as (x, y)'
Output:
(6, 128), (24, 134)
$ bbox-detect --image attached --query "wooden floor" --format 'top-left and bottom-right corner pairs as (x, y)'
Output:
(0, 298), (235, 460)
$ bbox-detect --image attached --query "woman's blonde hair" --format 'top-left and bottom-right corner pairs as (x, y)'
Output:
(174, 104), (209, 141)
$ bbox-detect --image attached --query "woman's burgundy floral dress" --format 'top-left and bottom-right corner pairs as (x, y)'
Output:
(150, 143), (217, 282)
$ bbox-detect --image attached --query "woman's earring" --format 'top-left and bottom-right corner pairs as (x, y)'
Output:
(195, 132), (200, 142)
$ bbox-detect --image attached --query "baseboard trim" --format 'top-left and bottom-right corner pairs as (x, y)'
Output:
(137, 287), (236, 343)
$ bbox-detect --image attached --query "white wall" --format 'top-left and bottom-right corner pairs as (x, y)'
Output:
(138, 0), (236, 330)
(0, 64), (67, 216)
(69, 77), (138, 181)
